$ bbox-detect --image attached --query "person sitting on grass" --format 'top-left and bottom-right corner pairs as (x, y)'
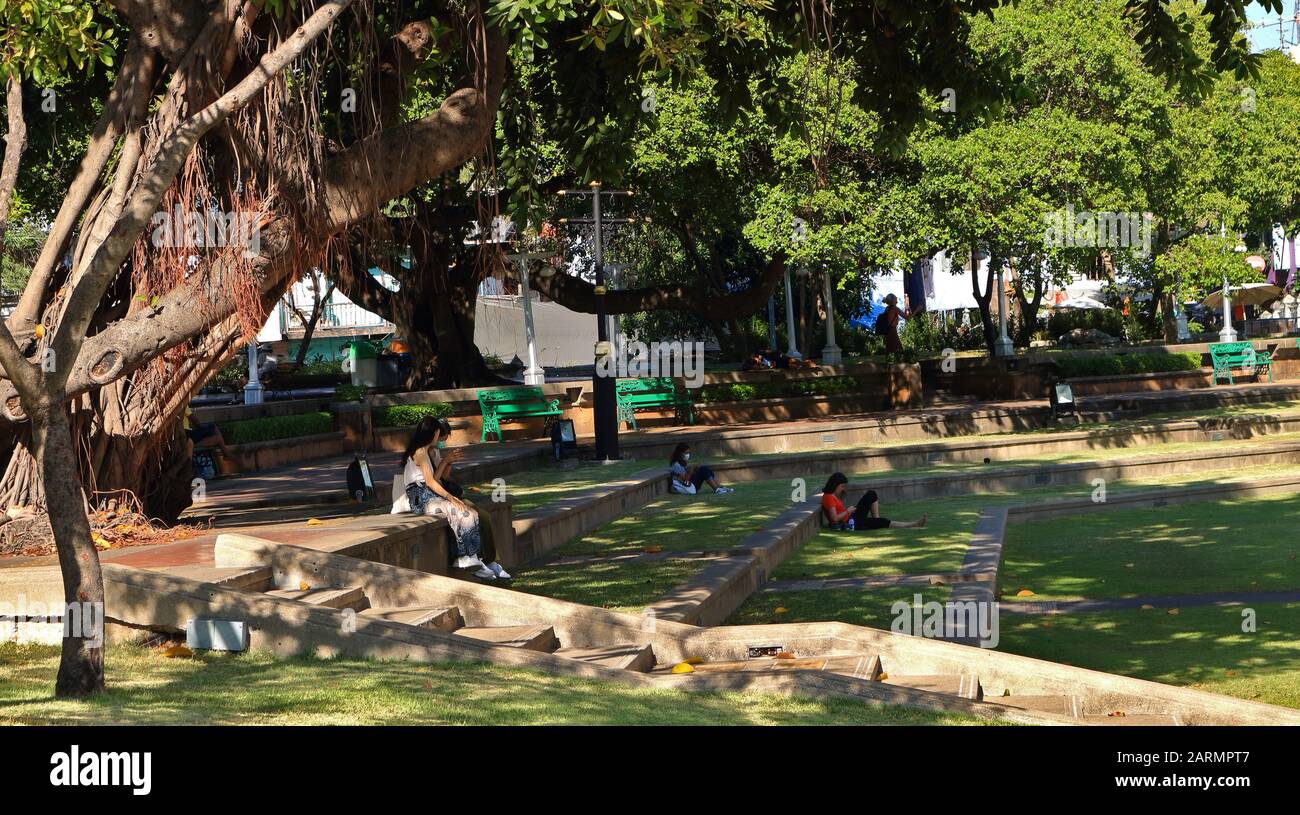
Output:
(820, 472), (926, 530)
(669, 443), (733, 495)
(401, 417), (508, 580)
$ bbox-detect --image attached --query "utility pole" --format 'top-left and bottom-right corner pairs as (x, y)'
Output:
(559, 182), (633, 461)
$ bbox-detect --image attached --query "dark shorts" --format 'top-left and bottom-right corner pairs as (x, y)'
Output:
(690, 465), (715, 490)
(853, 489), (890, 530)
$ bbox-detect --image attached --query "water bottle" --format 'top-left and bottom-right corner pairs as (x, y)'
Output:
(847, 517), (855, 531)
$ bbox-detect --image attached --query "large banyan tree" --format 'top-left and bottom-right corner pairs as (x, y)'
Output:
(0, 0), (1273, 696)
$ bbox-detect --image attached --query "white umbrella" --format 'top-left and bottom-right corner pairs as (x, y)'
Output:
(1053, 296), (1107, 310)
(1200, 283), (1283, 309)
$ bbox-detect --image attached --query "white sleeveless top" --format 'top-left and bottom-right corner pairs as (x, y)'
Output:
(403, 456), (425, 486)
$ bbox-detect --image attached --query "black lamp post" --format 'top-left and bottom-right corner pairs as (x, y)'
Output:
(559, 182), (633, 461)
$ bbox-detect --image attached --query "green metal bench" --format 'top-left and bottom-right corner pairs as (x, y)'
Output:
(477, 386), (562, 442)
(615, 377), (695, 430)
(1208, 341), (1272, 385)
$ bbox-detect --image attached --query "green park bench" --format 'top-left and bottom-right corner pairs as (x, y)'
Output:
(1208, 341), (1272, 386)
(477, 386), (562, 442)
(615, 377), (695, 430)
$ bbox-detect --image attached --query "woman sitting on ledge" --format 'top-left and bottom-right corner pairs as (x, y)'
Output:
(401, 417), (508, 580)
(669, 443), (733, 495)
(820, 472), (927, 530)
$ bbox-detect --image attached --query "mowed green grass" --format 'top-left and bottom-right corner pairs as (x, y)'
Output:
(507, 557), (706, 612)
(729, 586), (952, 629)
(0, 643), (995, 726)
(998, 602), (1300, 710)
(1001, 493), (1300, 601)
(470, 458), (658, 512)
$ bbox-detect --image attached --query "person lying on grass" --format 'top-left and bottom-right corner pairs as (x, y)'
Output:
(820, 472), (926, 530)
(669, 443), (734, 495)
(401, 417), (510, 580)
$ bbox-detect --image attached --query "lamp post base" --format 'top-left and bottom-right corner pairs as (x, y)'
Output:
(243, 382), (264, 406)
(1219, 326), (1238, 342)
(993, 336), (1015, 358)
(821, 344), (842, 365)
(523, 367), (546, 386)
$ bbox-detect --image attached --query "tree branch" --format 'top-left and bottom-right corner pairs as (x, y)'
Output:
(530, 255), (788, 320)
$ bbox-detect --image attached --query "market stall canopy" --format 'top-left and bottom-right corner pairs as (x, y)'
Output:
(1200, 283), (1283, 309)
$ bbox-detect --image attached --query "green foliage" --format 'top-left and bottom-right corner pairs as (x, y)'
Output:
(699, 375), (863, 403)
(1055, 351), (1201, 378)
(334, 384), (367, 402)
(374, 403), (453, 427)
(222, 412), (334, 445)
(0, 1), (118, 83)
(1047, 308), (1125, 339)
(1152, 234), (1259, 301)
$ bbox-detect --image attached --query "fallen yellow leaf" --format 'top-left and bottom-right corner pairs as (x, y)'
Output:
(34, 324), (45, 339)
(876, 672), (889, 681)
(774, 606), (788, 614)
(1140, 604), (1155, 610)
(162, 645), (193, 659)
(671, 662), (695, 674)
(1166, 608), (1180, 616)
(1016, 589), (1035, 597)
(306, 518), (323, 526)
(682, 656), (704, 665)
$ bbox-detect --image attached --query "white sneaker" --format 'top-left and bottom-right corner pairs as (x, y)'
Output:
(456, 554), (486, 570)
(488, 562), (512, 580)
(715, 487), (734, 494)
(473, 565), (497, 580)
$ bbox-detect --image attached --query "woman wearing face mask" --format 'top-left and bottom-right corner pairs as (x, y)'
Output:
(401, 417), (509, 580)
(820, 472), (926, 530)
(668, 443), (733, 495)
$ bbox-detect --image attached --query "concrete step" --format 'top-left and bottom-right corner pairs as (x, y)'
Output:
(654, 653), (878, 677)
(155, 565), (274, 591)
(265, 586), (369, 612)
(554, 644), (655, 672)
(454, 624), (559, 652)
(1082, 713), (1182, 726)
(989, 694), (1081, 718)
(359, 606), (464, 631)
(882, 673), (981, 700)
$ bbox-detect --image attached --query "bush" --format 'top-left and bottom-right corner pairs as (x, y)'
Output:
(222, 412), (334, 445)
(699, 376), (863, 403)
(1047, 308), (1124, 340)
(374, 402), (453, 427)
(334, 384), (367, 402)
(1055, 351), (1201, 379)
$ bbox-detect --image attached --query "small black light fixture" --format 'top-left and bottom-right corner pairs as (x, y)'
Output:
(1049, 379), (1079, 422)
(550, 418), (577, 461)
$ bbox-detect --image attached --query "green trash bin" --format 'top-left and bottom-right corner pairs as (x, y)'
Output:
(344, 340), (380, 388)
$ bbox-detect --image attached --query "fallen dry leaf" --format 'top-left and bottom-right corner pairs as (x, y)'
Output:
(671, 662), (695, 674)
(306, 518), (324, 526)
(162, 645), (193, 659)
(1016, 589), (1035, 597)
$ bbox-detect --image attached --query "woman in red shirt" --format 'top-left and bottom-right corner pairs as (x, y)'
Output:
(820, 472), (927, 530)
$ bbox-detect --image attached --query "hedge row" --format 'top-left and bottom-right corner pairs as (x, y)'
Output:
(374, 402), (453, 427)
(1056, 351), (1202, 379)
(699, 375), (864, 404)
(222, 412), (334, 445)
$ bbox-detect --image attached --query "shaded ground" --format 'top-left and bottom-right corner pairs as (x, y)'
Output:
(1001, 493), (1300, 601)
(0, 643), (995, 726)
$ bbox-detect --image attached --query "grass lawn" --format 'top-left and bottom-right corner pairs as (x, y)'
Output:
(998, 602), (1300, 709)
(507, 557), (706, 612)
(550, 478), (797, 558)
(0, 643), (996, 725)
(1001, 493), (1300, 601)
(729, 586), (951, 628)
(469, 458), (657, 513)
